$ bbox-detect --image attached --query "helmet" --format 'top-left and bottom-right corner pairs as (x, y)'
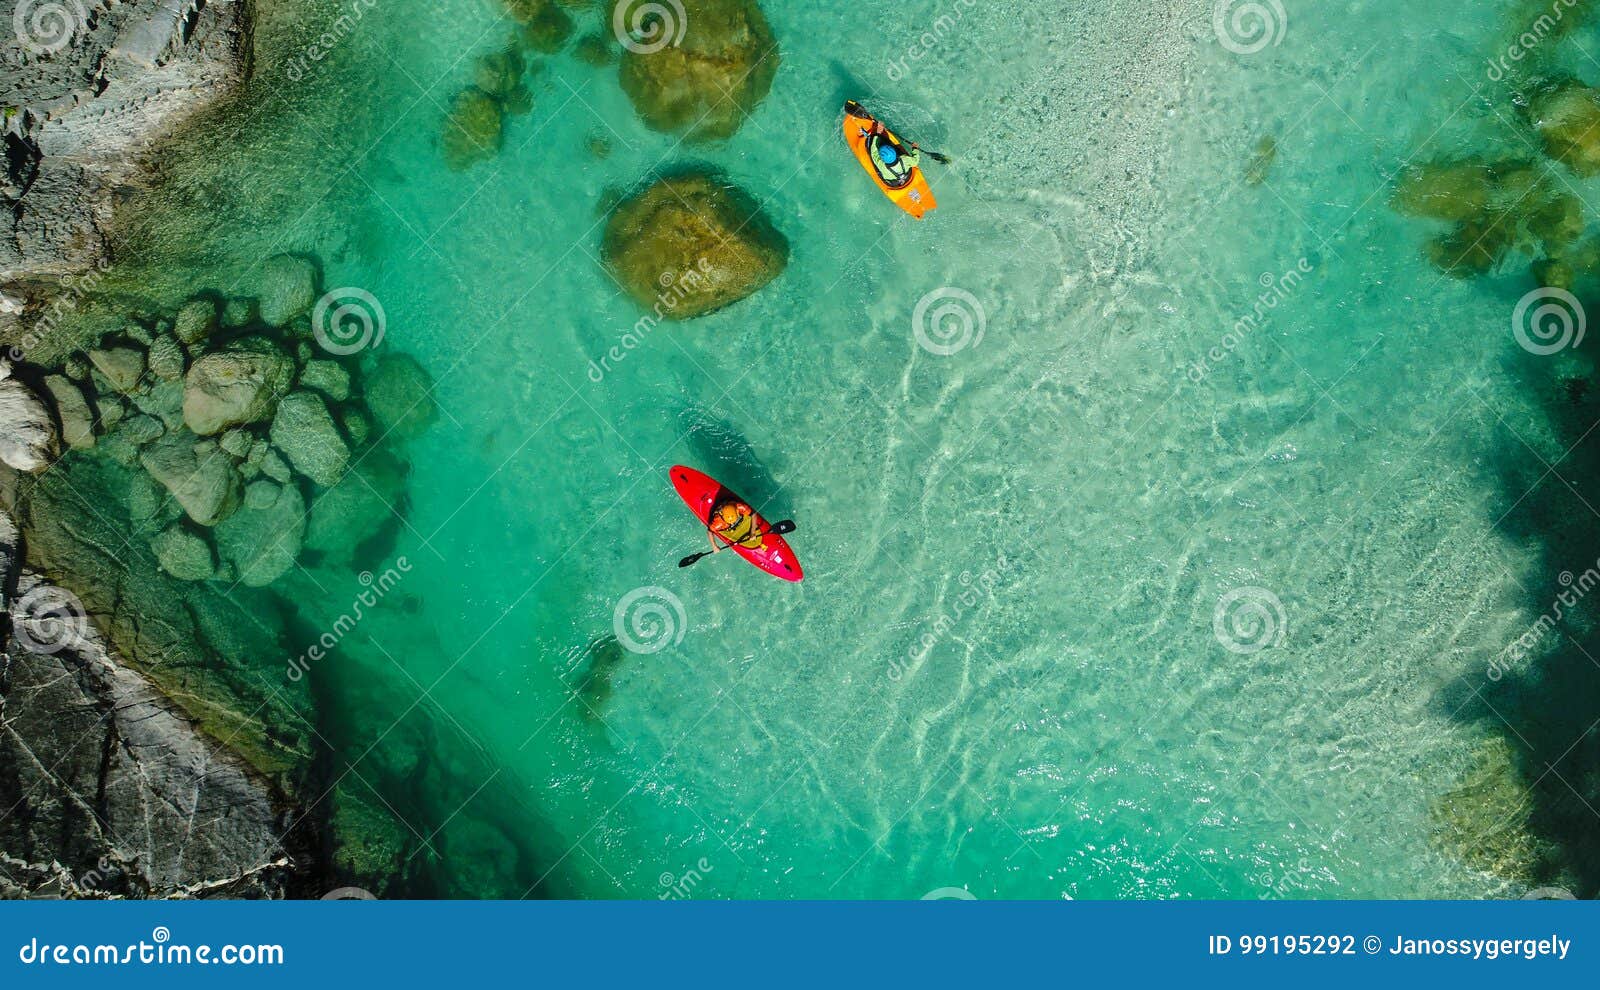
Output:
(879, 142), (899, 165)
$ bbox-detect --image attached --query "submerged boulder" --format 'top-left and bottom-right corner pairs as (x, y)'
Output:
(256, 254), (319, 327)
(602, 172), (788, 318)
(270, 391), (349, 486)
(147, 336), (187, 382)
(363, 354), (438, 441)
(214, 481), (307, 587)
(182, 341), (295, 436)
(442, 89), (504, 171)
(614, 0), (779, 141)
(173, 298), (217, 345)
(1526, 79), (1600, 177)
(88, 346), (146, 394)
(300, 360), (350, 401)
(304, 447), (408, 570)
(138, 432), (243, 527)
(1391, 162), (1499, 223)
(150, 524), (217, 582)
(505, 0), (573, 52)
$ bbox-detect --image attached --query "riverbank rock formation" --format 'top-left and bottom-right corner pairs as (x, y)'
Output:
(1, 0), (251, 309)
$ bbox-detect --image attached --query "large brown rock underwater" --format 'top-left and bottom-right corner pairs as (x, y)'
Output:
(613, 0), (780, 141)
(601, 171), (789, 319)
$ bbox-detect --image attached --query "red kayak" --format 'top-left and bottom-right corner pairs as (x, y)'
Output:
(670, 465), (803, 582)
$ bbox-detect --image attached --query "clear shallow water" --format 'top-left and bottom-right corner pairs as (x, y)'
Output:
(93, 0), (1600, 896)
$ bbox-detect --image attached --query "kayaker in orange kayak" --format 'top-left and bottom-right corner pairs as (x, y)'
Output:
(709, 500), (767, 551)
(867, 120), (920, 188)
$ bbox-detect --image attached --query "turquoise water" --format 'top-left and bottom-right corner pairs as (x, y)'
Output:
(94, 0), (1600, 897)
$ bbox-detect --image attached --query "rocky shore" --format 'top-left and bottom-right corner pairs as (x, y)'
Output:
(0, 0), (323, 898)
(2, 0), (251, 302)
(0, 510), (302, 898)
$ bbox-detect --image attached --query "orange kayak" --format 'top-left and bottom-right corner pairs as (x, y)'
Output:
(843, 100), (937, 220)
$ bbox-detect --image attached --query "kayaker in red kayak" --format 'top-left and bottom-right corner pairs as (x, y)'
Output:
(709, 500), (766, 552)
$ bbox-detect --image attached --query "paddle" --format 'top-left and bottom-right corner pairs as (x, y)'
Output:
(847, 100), (952, 165)
(677, 520), (797, 569)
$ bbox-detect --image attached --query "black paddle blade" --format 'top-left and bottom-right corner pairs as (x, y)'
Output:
(926, 151), (952, 165)
(678, 552), (711, 568)
(771, 519), (797, 534)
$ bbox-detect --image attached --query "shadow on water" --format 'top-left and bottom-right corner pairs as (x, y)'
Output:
(675, 401), (793, 517)
(280, 589), (571, 899)
(1446, 300), (1600, 897)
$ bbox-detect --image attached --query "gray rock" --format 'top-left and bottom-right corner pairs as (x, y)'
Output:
(42, 375), (94, 450)
(62, 355), (90, 380)
(88, 346), (145, 394)
(119, 413), (166, 446)
(133, 379), (186, 431)
(299, 360), (350, 401)
(363, 354), (438, 441)
(147, 335), (186, 381)
(138, 431), (243, 526)
(1, 0), (251, 289)
(244, 479), (279, 510)
(259, 447), (292, 484)
(99, 393), (126, 430)
(127, 469), (181, 532)
(303, 447), (407, 569)
(256, 255), (317, 327)
(0, 554), (292, 897)
(340, 406), (371, 447)
(269, 391), (349, 486)
(173, 299), (217, 345)
(0, 366), (58, 472)
(182, 343), (294, 435)
(222, 298), (254, 328)
(214, 480), (306, 587)
(150, 524), (216, 581)
(219, 428), (253, 459)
